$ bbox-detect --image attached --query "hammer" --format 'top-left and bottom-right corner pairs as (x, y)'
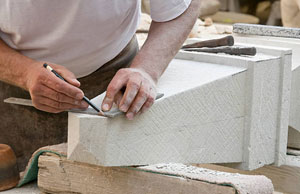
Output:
(182, 35), (234, 49)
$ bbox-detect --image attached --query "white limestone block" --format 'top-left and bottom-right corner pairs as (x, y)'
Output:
(232, 34), (300, 149)
(68, 49), (289, 170)
(177, 48), (291, 170)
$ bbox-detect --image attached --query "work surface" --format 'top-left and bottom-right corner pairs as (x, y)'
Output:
(2, 163), (299, 194)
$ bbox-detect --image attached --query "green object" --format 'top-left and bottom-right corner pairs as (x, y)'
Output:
(17, 150), (66, 187)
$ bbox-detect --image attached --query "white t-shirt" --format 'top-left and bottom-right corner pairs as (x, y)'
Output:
(0, 0), (191, 78)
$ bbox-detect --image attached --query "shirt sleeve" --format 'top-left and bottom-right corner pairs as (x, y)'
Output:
(149, 0), (192, 22)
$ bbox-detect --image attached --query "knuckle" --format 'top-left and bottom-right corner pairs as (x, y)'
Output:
(57, 102), (64, 109)
(139, 89), (148, 98)
(128, 81), (139, 89)
(50, 101), (60, 109)
(107, 85), (118, 96)
(117, 68), (127, 76)
(148, 96), (155, 103)
(55, 92), (65, 102)
(30, 84), (40, 94)
(55, 82), (63, 91)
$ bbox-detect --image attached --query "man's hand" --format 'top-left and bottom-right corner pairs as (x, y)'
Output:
(101, 68), (157, 120)
(26, 62), (88, 113)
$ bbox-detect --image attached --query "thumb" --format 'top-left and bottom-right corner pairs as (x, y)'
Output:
(55, 67), (81, 88)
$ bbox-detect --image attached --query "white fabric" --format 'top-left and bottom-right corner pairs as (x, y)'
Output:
(0, 0), (191, 78)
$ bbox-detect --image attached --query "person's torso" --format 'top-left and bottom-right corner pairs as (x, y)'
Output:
(0, 0), (140, 77)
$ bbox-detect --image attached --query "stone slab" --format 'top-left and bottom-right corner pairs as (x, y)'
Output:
(68, 49), (288, 170)
(233, 23), (300, 39)
(232, 34), (300, 138)
(68, 58), (247, 166)
(177, 47), (291, 169)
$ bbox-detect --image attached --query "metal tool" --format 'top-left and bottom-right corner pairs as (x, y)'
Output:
(182, 46), (257, 56)
(182, 35), (234, 49)
(4, 93), (164, 118)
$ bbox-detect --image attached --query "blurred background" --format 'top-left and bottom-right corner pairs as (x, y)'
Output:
(138, 0), (299, 44)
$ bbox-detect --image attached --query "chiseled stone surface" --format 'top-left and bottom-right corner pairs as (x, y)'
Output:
(234, 33), (300, 146)
(68, 50), (289, 170)
(233, 23), (300, 39)
(68, 58), (247, 167)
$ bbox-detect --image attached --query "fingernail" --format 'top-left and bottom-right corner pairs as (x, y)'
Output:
(127, 112), (134, 120)
(102, 104), (109, 111)
(76, 93), (83, 100)
(73, 79), (80, 83)
(75, 101), (80, 105)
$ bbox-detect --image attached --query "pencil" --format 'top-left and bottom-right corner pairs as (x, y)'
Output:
(43, 63), (100, 112)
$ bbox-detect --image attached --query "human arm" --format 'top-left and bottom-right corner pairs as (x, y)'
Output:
(102, 0), (201, 119)
(0, 38), (88, 113)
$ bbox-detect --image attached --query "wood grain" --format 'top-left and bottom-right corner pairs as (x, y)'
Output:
(38, 154), (236, 194)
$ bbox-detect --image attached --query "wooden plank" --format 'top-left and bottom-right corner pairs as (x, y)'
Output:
(38, 154), (236, 194)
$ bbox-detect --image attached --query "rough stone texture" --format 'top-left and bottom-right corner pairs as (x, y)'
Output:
(68, 58), (247, 166)
(141, 163), (274, 194)
(68, 49), (288, 170)
(233, 23), (300, 39)
(233, 33), (300, 149)
(178, 48), (290, 170)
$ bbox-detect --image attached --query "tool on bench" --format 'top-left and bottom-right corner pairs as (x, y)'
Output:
(182, 46), (257, 56)
(182, 35), (234, 49)
(4, 93), (164, 118)
(181, 35), (257, 56)
(0, 144), (20, 191)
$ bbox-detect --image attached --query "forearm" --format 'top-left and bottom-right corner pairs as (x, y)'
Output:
(0, 38), (34, 90)
(130, 0), (201, 82)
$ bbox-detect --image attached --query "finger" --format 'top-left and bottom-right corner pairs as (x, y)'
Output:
(33, 101), (63, 113)
(114, 91), (124, 107)
(119, 78), (142, 113)
(141, 91), (156, 114)
(36, 96), (85, 110)
(54, 66), (81, 87)
(36, 84), (85, 107)
(43, 72), (84, 100)
(126, 84), (149, 120)
(102, 73), (127, 111)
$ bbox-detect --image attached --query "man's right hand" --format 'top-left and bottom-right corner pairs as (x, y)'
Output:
(25, 62), (88, 113)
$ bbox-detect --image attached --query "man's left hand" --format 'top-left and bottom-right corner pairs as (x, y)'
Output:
(101, 68), (157, 120)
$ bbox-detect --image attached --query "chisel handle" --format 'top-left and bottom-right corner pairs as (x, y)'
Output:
(182, 35), (234, 49)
